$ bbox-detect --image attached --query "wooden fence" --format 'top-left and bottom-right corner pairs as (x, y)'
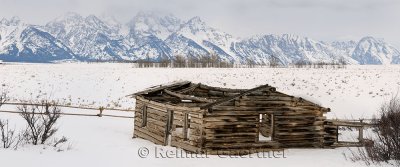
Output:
(0, 102), (134, 119)
(326, 119), (376, 147)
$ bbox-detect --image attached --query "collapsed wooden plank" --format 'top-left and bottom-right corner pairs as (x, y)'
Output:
(132, 81), (191, 96)
(200, 84), (276, 109)
(164, 89), (215, 103)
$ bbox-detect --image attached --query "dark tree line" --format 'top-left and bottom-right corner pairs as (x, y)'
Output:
(291, 57), (347, 69)
(84, 52), (351, 69)
(135, 53), (238, 68)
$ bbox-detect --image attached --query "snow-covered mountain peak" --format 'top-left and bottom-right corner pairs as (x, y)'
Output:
(331, 40), (357, 47)
(180, 16), (209, 35)
(165, 16), (239, 62)
(44, 12), (130, 61)
(186, 16), (204, 25)
(84, 14), (120, 35)
(358, 36), (387, 47)
(281, 33), (302, 40)
(128, 11), (182, 39)
(54, 12), (84, 23)
(0, 16), (22, 26)
(85, 15), (101, 23)
(99, 15), (125, 34)
(351, 36), (400, 64)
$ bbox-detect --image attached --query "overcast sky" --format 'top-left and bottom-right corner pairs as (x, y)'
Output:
(1, 0), (399, 47)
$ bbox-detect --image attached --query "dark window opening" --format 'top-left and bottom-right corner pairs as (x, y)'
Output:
(259, 114), (274, 142)
(183, 113), (190, 140)
(141, 105), (148, 127)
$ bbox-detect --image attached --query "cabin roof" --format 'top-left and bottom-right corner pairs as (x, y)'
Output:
(131, 81), (329, 111)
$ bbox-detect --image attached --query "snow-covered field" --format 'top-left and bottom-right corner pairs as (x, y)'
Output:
(1, 63), (399, 167)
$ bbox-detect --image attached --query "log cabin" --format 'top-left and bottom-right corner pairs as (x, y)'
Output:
(131, 81), (352, 155)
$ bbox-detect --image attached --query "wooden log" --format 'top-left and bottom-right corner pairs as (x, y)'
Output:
(198, 84), (248, 92)
(134, 130), (164, 145)
(210, 110), (286, 115)
(200, 84), (275, 109)
(134, 126), (165, 143)
(329, 120), (369, 127)
(204, 127), (258, 133)
(183, 113), (189, 140)
(164, 110), (174, 145)
(133, 81), (191, 96)
(164, 89), (215, 103)
(135, 116), (166, 127)
(203, 124), (257, 129)
(170, 140), (202, 153)
(172, 131), (202, 140)
(134, 123), (165, 134)
(136, 96), (203, 113)
(136, 111), (167, 122)
(211, 106), (320, 113)
(275, 131), (327, 136)
(271, 114), (275, 141)
(204, 141), (280, 149)
(274, 126), (325, 131)
(238, 100), (297, 106)
(176, 83), (199, 94)
(204, 138), (257, 143)
(358, 126), (364, 143)
(275, 120), (325, 126)
(204, 148), (283, 155)
(204, 121), (258, 127)
(204, 116), (258, 122)
(205, 132), (258, 138)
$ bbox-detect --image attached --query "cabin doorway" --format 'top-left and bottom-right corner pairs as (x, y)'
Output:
(163, 110), (174, 146)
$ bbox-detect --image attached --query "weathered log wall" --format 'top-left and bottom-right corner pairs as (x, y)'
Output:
(273, 114), (326, 148)
(203, 109), (280, 154)
(133, 99), (167, 145)
(324, 120), (338, 147)
(202, 89), (329, 151)
(170, 110), (204, 153)
(134, 96), (206, 153)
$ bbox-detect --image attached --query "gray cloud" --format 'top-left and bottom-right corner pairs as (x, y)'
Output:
(0, 0), (399, 47)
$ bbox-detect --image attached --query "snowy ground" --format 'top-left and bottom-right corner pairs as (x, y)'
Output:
(1, 63), (399, 167)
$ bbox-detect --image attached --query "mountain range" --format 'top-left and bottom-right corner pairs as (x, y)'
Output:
(1, 12), (399, 65)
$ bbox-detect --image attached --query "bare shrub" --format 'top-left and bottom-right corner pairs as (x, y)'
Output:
(338, 57), (347, 69)
(210, 53), (219, 68)
(0, 119), (22, 149)
(349, 96), (400, 166)
(199, 54), (209, 68)
(246, 58), (256, 68)
(0, 119), (13, 148)
(159, 57), (170, 68)
(53, 136), (68, 147)
(294, 59), (309, 68)
(173, 55), (186, 68)
(18, 101), (62, 145)
(0, 90), (7, 107)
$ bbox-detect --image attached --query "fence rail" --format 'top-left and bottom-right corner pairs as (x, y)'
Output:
(2, 102), (134, 112)
(0, 102), (135, 119)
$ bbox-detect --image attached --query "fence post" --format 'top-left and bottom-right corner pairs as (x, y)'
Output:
(358, 120), (364, 144)
(98, 107), (104, 117)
